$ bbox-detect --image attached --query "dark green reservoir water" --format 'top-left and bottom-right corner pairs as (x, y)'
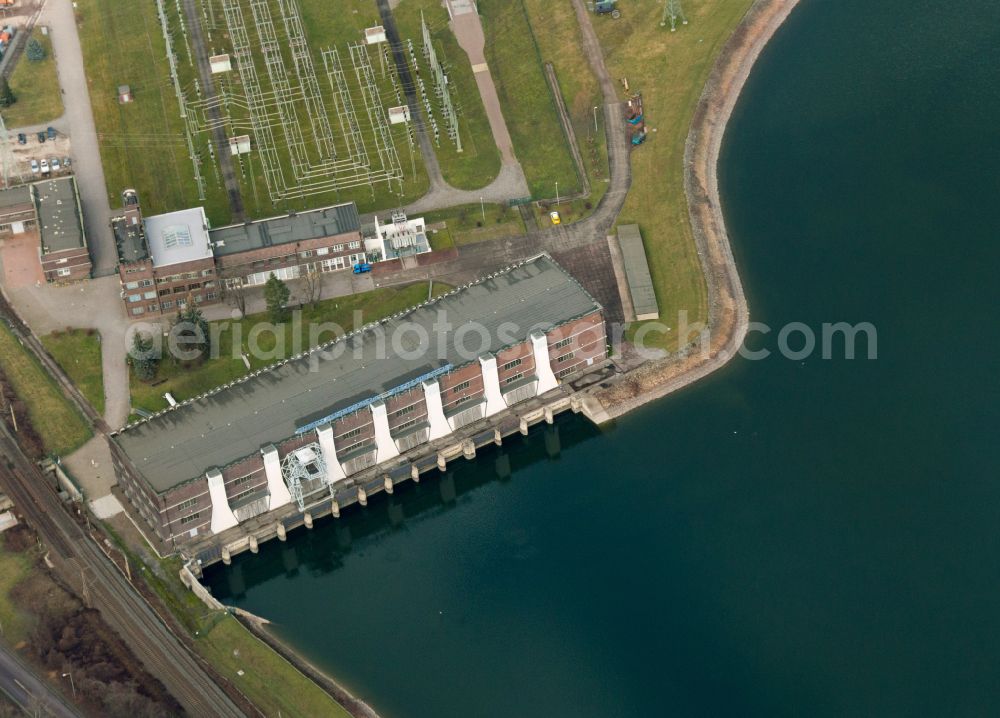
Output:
(206, 1), (1000, 714)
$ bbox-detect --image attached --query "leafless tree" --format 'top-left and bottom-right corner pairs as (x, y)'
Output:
(301, 265), (324, 309)
(219, 271), (249, 317)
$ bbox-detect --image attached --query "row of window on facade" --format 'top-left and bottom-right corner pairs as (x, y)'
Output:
(129, 292), (217, 316)
(126, 281), (215, 302)
(235, 253), (367, 287)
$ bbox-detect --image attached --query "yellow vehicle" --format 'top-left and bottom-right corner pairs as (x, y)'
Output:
(549, 211), (561, 225)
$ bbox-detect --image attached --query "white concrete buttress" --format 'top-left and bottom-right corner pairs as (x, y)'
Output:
(316, 424), (347, 483)
(370, 400), (400, 462)
(480, 354), (507, 417)
(207, 468), (238, 534)
(261, 445), (292, 510)
(423, 379), (452, 441)
(531, 330), (559, 394)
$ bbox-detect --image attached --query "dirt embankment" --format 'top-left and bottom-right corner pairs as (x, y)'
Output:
(596, 0), (801, 417)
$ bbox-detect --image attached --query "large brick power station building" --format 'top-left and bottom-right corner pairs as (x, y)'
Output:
(108, 254), (608, 549)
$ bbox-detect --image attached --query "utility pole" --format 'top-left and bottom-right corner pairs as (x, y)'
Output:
(661, 0), (688, 31)
(555, 181), (559, 206)
(593, 106), (599, 134)
(480, 196), (485, 224)
(61, 671), (76, 699)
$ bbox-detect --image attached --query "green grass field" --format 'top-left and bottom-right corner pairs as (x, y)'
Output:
(77, 0), (230, 223)
(41, 329), (105, 416)
(393, 0), (502, 190)
(130, 281), (452, 413)
(0, 323), (91, 456)
(0, 539), (35, 645)
(1, 31), (63, 128)
(478, 0), (580, 199)
(593, 0), (755, 349)
(184, 0), (430, 221)
(80, 0), (434, 226)
(521, 0), (610, 206)
(423, 202), (525, 246)
(197, 617), (352, 718)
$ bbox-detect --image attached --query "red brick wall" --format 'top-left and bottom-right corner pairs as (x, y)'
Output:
(41, 246), (91, 283)
(215, 230), (363, 275)
(496, 342), (535, 384)
(386, 386), (427, 431)
(439, 363), (485, 413)
(331, 409), (376, 454)
(546, 311), (606, 379)
(121, 255), (218, 318)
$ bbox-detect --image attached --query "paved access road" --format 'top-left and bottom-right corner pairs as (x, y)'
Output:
(42, 0), (117, 276)
(0, 425), (247, 718)
(0, 645), (82, 718)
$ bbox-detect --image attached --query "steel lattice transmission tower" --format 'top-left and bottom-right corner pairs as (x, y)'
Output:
(661, 0), (688, 31)
(0, 114), (23, 188)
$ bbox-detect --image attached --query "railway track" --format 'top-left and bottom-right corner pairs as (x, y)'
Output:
(0, 429), (247, 718)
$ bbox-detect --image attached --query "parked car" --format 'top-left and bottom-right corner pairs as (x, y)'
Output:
(352, 262), (372, 274)
(40, 158), (49, 174)
(16, 132), (25, 145)
(549, 211), (561, 225)
(36, 131), (45, 143)
(46, 126), (56, 140)
(63, 156), (71, 168)
(29, 159), (39, 174)
(50, 157), (60, 172)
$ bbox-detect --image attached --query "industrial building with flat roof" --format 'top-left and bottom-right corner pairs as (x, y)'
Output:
(112, 198), (366, 316)
(108, 254), (607, 547)
(0, 178), (93, 283)
(0, 186), (36, 235)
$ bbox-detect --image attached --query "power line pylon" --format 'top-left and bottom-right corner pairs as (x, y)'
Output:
(661, 0), (688, 31)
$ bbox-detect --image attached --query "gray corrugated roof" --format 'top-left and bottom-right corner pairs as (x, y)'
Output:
(114, 254), (600, 493)
(617, 224), (659, 319)
(35, 177), (86, 253)
(210, 203), (361, 257)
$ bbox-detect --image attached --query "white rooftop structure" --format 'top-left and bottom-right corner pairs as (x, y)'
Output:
(364, 26), (387, 44)
(210, 54), (232, 74)
(143, 207), (213, 269)
(373, 211), (431, 261)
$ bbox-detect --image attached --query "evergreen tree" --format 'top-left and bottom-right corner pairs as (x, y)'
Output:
(0, 77), (15, 108)
(172, 302), (211, 363)
(25, 38), (45, 62)
(128, 332), (159, 382)
(264, 273), (290, 323)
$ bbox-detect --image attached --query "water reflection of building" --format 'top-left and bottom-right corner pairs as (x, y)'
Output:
(206, 412), (597, 598)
